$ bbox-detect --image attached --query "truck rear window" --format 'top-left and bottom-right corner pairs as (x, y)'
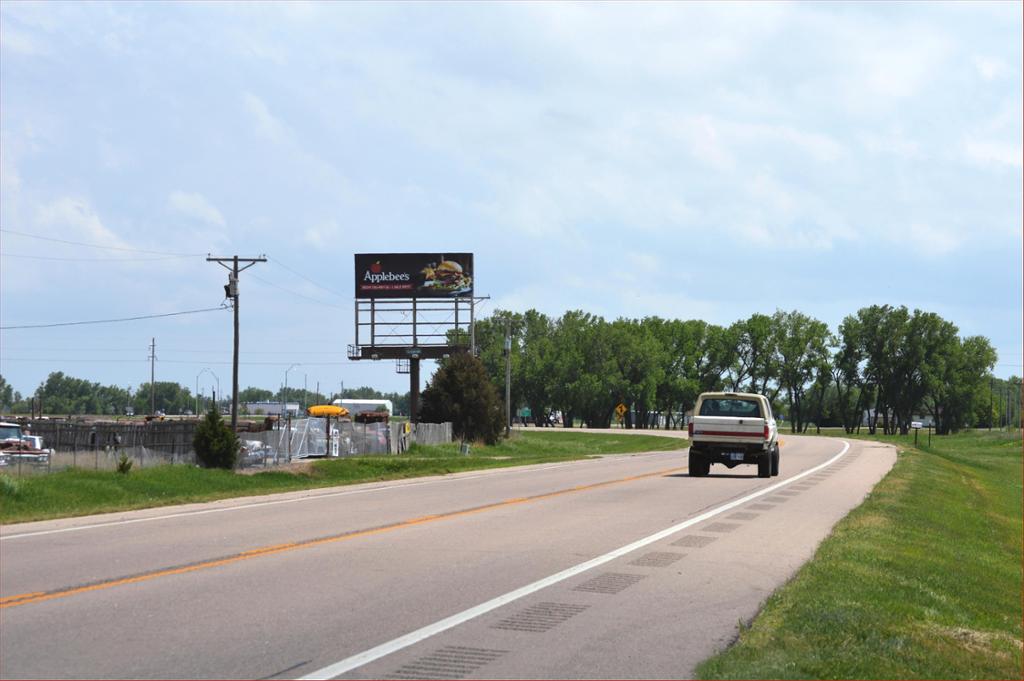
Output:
(699, 399), (762, 417)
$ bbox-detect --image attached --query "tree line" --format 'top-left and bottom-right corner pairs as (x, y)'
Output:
(469, 305), (1014, 435)
(0, 373), (411, 418)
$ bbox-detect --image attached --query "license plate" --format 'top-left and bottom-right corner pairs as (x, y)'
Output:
(729, 453), (744, 461)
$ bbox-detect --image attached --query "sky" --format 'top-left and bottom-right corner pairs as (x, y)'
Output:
(1, 1), (1021, 402)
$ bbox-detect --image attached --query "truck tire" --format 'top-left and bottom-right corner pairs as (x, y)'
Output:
(689, 450), (709, 477)
(757, 453), (771, 478)
(771, 447), (780, 476)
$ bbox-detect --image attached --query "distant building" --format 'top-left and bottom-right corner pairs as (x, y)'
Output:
(244, 401), (300, 416)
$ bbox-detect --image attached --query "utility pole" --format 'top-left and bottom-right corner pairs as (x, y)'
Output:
(148, 337), (156, 416)
(504, 318), (511, 437)
(207, 254), (266, 430)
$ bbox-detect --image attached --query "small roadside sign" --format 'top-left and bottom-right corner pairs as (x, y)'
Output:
(615, 403), (627, 418)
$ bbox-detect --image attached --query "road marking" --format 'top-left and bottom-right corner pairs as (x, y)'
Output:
(0, 453), (678, 541)
(298, 440), (851, 680)
(0, 465), (686, 610)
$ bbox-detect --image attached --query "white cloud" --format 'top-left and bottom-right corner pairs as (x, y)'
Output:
(858, 130), (922, 159)
(168, 191), (226, 228)
(904, 223), (963, 257)
(303, 220), (341, 247)
(973, 55), (1009, 82)
(35, 197), (130, 249)
(964, 140), (1023, 169)
(242, 92), (290, 144)
(0, 24), (46, 55)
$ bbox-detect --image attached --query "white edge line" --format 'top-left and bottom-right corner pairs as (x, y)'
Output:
(0, 451), (676, 541)
(299, 440), (851, 680)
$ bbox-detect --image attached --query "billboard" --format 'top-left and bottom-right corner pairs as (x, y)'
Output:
(354, 253), (473, 299)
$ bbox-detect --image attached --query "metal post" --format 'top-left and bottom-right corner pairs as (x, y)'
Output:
(370, 299), (376, 347)
(989, 378), (994, 431)
(410, 358), (420, 424)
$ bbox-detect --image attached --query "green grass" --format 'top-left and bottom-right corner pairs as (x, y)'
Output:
(0, 431), (682, 524)
(697, 430), (1022, 679)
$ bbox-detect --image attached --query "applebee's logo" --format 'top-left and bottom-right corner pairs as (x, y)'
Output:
(363, 261), (410, 283)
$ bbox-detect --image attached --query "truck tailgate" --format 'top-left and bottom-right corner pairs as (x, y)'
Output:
(691, 416), (766, 445)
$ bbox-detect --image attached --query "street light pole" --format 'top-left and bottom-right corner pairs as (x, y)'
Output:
(197, 368), (216, 415)
(208, 370), (220, 413)
(284, 363), (299, 416)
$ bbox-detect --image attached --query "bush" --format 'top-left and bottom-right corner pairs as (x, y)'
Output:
(116, 451), (133, 475)
(193, 408), (239, 469)
(420, 351), (506, 445)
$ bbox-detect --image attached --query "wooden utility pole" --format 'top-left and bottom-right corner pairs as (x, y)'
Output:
(504, 319), (511, 437)
(207, 254), (266, 430)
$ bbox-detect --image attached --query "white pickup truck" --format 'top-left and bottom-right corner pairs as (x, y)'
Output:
(687, 392), (779, 478)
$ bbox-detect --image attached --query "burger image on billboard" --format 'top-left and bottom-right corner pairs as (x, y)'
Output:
(354, 253), (473, 298)
(421, 259), (472, 295)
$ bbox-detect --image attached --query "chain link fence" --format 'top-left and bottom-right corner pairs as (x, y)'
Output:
(2, 419), (454, 476)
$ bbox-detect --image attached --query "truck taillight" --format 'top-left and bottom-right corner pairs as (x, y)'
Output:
(688, 421), (694, 437)
(763, 424), (770, 439)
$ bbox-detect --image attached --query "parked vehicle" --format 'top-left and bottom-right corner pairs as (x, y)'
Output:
(0, 424), (50, 468)
(687, 392), (779, 478)
(0, 421), (23, 447)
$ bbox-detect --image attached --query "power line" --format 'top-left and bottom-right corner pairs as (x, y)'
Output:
(0, 228), (206, 257)
(267, 256), (348, 300)
(1, 358), (365, 366)
(1, 252), (197, 262)
(1, 347), (354, 355)
(249, 273), (347, 310)
(0, 305), (229, 330)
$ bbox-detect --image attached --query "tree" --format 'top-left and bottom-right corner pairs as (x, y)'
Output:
(238, 387), (273, 403)
(728, 313), (778, 396)
(925, 336), (997, 434)
(834, 315), (868, 433)
(420, 351), (505, 445)
(132, 382), (193, 415)
(0, 375), (18, 412)
(607, 319), (664, 429)
(193, 408), (239, 469)
(773, 310), (830, 433)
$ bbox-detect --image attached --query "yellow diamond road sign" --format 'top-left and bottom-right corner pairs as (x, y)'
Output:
(615, 403), (627, 417)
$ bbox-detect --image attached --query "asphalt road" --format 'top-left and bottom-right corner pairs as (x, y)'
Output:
(0, 434), (895, 680)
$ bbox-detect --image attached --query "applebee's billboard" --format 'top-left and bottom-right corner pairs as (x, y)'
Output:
(354, 253), (473, 299)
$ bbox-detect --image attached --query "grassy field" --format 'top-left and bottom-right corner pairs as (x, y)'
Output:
(0, 430), (682, 524)
(697, 429), (1022, 679)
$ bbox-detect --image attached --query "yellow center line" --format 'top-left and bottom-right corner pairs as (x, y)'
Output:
(2, 465), (686, 610)
(0, 592), (44, 606)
